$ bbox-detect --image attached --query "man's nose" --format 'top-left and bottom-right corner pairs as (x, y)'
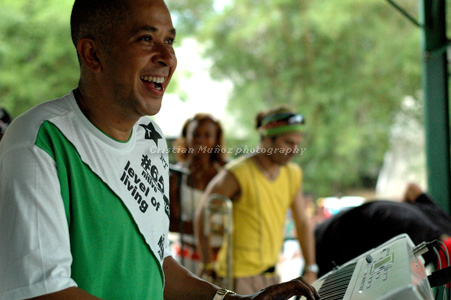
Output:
(152, 43), (176, 66)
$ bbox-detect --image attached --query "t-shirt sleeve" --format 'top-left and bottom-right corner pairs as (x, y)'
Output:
(0, 142), (76, 299)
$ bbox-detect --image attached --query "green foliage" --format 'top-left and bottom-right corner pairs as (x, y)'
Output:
(170, 0), (423, 196)
(0, 0), (79, 117)
(167, 0), (216, 37)
(0, 0), (432, 196)
(0, 0), (184, 117)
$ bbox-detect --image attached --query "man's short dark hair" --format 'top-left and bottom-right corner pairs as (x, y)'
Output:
(70, 0), (128, 49)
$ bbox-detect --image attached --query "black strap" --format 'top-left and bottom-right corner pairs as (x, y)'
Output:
(261, 266), (276, 274)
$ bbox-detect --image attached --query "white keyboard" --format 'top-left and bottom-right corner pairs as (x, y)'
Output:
(302, 234), (434, 300)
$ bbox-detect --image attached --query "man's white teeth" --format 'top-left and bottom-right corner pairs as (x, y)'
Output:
(141, 76), (165, 84)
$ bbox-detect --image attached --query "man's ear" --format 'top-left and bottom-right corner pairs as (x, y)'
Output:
(76, 38), (102, 73)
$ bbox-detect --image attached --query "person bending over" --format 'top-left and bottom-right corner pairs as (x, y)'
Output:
(315, 183), (451, 277)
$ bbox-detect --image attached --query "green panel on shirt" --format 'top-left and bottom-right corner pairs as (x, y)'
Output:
(35, 121), (164, 300)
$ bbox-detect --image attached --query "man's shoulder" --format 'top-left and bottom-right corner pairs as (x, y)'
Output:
(285, 161), (302, 172)
(282, 162), (302, 183)
(1, 92), (74, 147)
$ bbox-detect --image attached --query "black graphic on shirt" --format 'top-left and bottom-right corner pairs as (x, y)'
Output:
(141, 154), (165, 194)
(140, 122), (162, 146)
(120, 161), (151, 213)
(160, 153), (168, 170)
(158, 235), (165, 261)
(163, 194), (170, 219)
(119, 155), (169, 218)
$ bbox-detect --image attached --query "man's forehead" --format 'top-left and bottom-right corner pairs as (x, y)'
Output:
(127, 0), (168, 6)
(278, 132), (303, 141)
(126, 1), (176, 35)
(131, 24), (176, 36)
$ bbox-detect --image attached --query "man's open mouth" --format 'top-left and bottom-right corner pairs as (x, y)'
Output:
(141, 76), (165, 91)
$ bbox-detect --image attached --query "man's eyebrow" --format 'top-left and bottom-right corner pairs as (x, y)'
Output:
(132, 26), (176, 36)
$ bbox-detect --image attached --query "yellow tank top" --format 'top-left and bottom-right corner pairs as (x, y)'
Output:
(216, 155), (302, 278)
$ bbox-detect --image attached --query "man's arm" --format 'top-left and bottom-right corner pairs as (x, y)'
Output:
(291, 187), (318, 284)
(27, 287), (101, 300)
(163, 256), (219, 299)
(163, 256), (320, 300)
(0, 137), (77, 298)
(402, 182), (424, 203)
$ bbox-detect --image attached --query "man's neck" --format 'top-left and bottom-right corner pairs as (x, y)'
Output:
(253, 153), (280, 180)
(74, 87), (136, 142)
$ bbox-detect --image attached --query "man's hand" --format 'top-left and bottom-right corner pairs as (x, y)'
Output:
(402, 182), (424, 203)
(232, 277), (320, 300)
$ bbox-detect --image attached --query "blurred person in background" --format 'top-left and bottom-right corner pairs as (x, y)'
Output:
(169, 113), (227, 274)
(315, 182), (451, 277)
(196, 106), (318, 294)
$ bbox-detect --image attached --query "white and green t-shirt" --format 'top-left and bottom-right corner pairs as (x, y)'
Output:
(0, 91), (171, 300)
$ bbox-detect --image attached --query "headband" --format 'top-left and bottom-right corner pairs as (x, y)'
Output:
(259, 113), (305, 137)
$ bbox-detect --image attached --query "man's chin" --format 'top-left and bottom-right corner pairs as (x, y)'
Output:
(280, 156), (295, 165)
(142, 99), (163, 116)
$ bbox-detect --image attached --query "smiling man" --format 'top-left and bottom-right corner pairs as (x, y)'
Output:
(0, 1), (319, 300)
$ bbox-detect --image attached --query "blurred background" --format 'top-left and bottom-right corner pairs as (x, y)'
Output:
(1, 0), (447, 200)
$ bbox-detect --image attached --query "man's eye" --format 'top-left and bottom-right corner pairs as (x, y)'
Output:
(165, 38), (175, 45)
(139, 36), (153, 42)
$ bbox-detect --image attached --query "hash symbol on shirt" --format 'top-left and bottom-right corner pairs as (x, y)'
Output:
(141, 154), (151, 171)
